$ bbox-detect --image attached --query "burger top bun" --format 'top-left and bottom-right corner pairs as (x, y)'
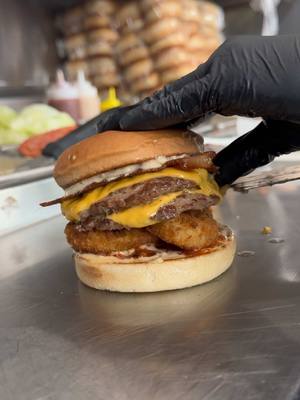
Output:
(54, 130), (202, 189)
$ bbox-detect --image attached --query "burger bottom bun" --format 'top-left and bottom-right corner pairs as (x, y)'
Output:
(74, 232), (236, 293)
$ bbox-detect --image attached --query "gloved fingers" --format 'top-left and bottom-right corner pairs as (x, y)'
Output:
(93, 65), (212, 133)
(150, 62), (211, 101)
(263, 119), (300, 155)
(213, 122), (275, 186)
(214, 119), (300, 186)
(96, 60), (212, 132)
(96, 105), (137, 132)
(120, 75), (214, 130)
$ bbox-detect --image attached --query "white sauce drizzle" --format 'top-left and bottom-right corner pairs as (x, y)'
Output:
(65, 154), (189, 196)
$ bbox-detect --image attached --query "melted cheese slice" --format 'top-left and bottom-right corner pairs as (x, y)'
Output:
(109, 191), (181, 228)
(62, 168), (221, 223)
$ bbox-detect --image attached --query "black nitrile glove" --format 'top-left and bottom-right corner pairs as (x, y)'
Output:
(44, 35), (300, 183)
(214, 120), (300, 185)
(43, 106), (136, 159)
(116, 35), (300, 185)
(119, 35), (300, 129)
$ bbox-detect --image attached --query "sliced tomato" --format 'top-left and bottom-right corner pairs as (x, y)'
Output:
(18, 126), (77, 158)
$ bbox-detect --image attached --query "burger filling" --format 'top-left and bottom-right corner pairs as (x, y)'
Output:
(58, 157), (224, 256)
(61, 167), (220, 222)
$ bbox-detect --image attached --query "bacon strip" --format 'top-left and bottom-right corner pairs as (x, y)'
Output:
(166, 152), (217, 173)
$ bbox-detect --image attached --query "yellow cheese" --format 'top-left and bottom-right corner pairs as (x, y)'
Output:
(62, 168), (221, 222)
(109, 191), (181, 228)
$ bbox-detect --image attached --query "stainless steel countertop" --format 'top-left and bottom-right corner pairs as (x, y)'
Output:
(1, 183), (300, 400)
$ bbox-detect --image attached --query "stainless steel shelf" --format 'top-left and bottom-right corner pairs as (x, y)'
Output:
(1, 179), (300, 399)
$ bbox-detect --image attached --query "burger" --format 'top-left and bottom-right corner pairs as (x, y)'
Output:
(42, 129), (236, 292)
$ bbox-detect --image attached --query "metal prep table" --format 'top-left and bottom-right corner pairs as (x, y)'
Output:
(1, 179), (300, 400)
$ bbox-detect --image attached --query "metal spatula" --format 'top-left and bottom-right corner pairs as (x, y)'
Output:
(231, 165), (300, 192)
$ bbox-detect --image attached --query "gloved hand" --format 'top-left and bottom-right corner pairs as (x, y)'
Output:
(118, 35), (300, 129)
(45, 35), (300, 183)
(43, 106), (137, 159)
(214, 120), (300, 185)
(116, 35), (300, 185)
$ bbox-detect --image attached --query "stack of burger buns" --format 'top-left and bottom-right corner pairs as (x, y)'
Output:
(84, 0), (120, 97)
(144, 0), (192, 85)
(115, 0), (223, 94)
(144, 0), (223, 84)
(62, 6), (89, 81)
(115, 2), (161, 98)
(59, 0), (223, 102)
(61, 0), (120, 98)
(186, 0), (224, 67)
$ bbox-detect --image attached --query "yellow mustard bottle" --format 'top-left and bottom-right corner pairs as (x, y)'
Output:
(100, 87), (122, 112)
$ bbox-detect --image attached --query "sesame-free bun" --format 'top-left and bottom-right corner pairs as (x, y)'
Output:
(54, 130), (201, 189)
(74, 232), (236, 292)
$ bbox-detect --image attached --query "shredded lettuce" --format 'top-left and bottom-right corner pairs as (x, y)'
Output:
(10, 104), (75, 136)
(0, 129), (28, 145)
(0, 104), (75, 144)
(0, 106), (17, 129)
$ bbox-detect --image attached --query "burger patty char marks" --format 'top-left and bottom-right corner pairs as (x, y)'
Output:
(79, 176), (198, 221)
(77, 191), (219, 231)
(148, 210), (219, 250)
(65, 223), (159, 254)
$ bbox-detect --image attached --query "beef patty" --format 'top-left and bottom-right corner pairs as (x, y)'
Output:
(79, 177), (197, 222)
(76, 191), (219, 232)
